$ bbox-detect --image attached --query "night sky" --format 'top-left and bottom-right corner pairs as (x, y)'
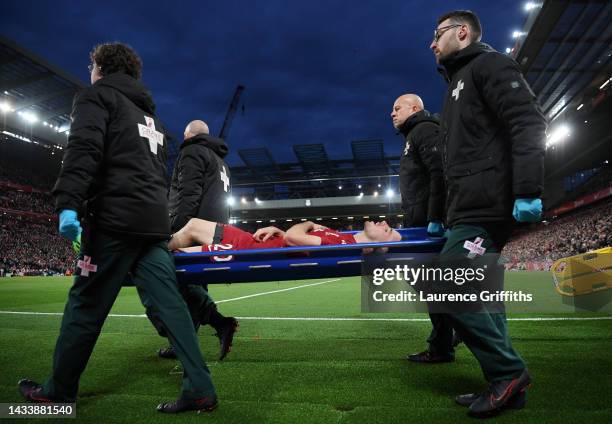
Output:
(2, 0), (526, 166)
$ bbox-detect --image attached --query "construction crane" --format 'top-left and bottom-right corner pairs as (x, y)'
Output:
(218, 84), (245, 141)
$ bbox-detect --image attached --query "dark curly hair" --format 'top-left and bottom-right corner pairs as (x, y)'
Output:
(90, 42), (143, 80)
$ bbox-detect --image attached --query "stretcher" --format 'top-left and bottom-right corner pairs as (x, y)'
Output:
(174, 227), (445, 284)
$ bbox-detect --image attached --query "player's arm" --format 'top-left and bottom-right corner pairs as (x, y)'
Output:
(173, 147), (206, 229)
(252, 226), (285, 242)
(477, 53), (547, 198)
(53, 88), (108, 213)
(284, 221), (323, 246)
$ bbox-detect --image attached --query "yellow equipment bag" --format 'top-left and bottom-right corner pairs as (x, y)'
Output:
(551, 247), (612, 296)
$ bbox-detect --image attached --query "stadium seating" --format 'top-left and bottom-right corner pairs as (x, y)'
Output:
(503, 197), (611, 269)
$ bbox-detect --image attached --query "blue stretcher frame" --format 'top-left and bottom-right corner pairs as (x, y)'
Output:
(174, 227), (445, 284)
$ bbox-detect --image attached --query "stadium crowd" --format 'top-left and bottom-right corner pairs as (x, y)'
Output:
(502, 197), (611, 266)
(0, 214), (74, 276)
(0, 189), (55, 215)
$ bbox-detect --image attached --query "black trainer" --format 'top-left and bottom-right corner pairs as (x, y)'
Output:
(406, 350), (455, 363)
(215, 317), (238, 361)
(18, 379), (53, 403)
(456, 389), (526, 409)
(467, 369), (531, 417)
(157, 395), (218, 413)
(158, 346), (177, 359)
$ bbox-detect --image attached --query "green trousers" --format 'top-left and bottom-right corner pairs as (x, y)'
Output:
(179, 285), (218, 331)
(142, 283), (218, 336)
(427, 224), (525, 382)
(42, 230), (216, 402)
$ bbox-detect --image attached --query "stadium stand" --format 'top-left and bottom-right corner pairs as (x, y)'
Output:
(0, 135), (71, 276)
(503, 197), (612, 270)
(1, 133), (62, 190)
(0, 214), (73, 276)
(0, 189), (54, 215)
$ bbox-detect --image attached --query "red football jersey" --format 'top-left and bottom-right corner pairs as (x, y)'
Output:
(202, 225), (355, 262)
(203, 224), (285, 261)
(309, 228), (356, 245)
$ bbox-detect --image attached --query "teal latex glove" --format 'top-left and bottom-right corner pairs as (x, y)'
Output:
(58, 209), (82, 241)
(427, 221), (444, 236)
(513, 198), (542, 223)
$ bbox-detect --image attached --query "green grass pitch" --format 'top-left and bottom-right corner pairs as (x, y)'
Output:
(0, 272), (611, 423)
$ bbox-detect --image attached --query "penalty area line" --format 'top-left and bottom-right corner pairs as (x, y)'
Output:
(0, 310), (611, 322)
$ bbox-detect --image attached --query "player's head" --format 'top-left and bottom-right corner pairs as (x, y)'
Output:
(184, 120), (210, 140)
(361, 221), (402, 243)
(89, 42), (142, 84)
(430, 10), (482, 63)
(391, 94), (424, 130)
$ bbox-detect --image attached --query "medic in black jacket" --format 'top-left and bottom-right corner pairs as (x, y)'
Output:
(438, 41), (546, 226)
(154, 120), (238, 363)
(391, 94), (445, 232)
(419, 10), (546, 418)
(19, 42), (218, 413)
(168, 123), (230, 232)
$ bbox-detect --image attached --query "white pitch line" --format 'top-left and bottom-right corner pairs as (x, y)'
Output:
(0, 310), (611, 322)
(0, 310), (146, 318)
(233, 316), (612, 322)
(215, 278), (341, 303)
(0, 279), (343, 319)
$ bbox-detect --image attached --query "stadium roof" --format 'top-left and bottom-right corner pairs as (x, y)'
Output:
(231, 139), (401, 199)
(514, 0), (611, 121)
(512, 0), (611, 180)
(0, 35), (86, 148)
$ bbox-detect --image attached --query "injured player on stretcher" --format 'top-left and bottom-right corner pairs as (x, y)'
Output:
(168, 219), (402, 254)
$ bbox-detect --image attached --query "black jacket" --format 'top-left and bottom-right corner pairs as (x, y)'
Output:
(398, 110), (445, 227)
(168, 134), (230, 232)
(438, 42), (546, 226)
(53, 73), (171, 239)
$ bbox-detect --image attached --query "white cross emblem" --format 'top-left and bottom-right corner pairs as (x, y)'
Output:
(77, 255), (98, 277)
(220, 166), (230, 192)
(138, 116), (164, 155)
(403, 140), (411, 156)
(463, 237), (486, 259)
(452, 79), (464, 101)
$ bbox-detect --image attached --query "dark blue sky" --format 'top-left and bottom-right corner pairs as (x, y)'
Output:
(2, 0), (526, 166)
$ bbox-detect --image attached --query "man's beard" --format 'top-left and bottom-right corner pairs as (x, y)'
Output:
(437, 39), (460, 63)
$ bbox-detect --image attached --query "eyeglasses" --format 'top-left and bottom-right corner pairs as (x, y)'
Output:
(433, 24), (462, 43)
(87, 63), (99, 73)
